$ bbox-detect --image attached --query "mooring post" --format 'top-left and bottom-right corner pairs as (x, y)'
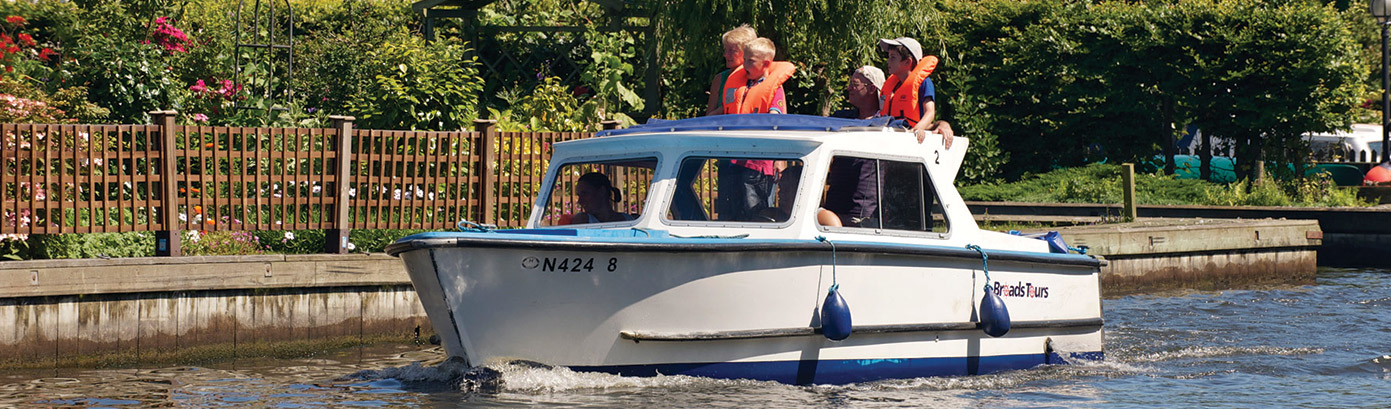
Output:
(325, 115), (355, 254)
(474, 119), (498, 226)
(153, 110), (181, 256)
(1122, 163), (1137, 222)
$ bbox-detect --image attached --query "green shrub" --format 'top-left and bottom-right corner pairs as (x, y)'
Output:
(252, 229), (324, 254)
(26, 232), (154, 259)
(350, 229), (426, 253)
(346, 35), (482, 131)
(66, 33), (184, 123)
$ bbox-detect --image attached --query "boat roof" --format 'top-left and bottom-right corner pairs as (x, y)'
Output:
(563, 114), (909, 157)
(596, 114), (893, 137)
(557, 113), (968, 183)
(1306, 124), (1381, 142)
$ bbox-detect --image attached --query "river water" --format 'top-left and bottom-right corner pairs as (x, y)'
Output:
(2, 267), (1388, 408)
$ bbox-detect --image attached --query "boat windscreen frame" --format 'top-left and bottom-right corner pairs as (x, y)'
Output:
(814, 149), (955, 241)
(530, 153), (663, 228)
(660, 151), (808, 229)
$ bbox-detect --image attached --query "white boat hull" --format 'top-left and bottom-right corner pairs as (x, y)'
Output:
(393, 233), (1103, 384)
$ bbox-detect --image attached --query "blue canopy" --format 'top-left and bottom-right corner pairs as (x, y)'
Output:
(597, 114), (893, 137)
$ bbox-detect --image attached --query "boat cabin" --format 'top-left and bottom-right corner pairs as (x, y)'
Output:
(527, 114), (1045, 252)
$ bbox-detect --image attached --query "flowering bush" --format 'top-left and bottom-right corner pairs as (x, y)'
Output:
(188, 78), (243, 101)
(148, 17), (190, 54)
(0, 92), (65, 122)
(182, 230), (266, 256)
(0, 14), (45, 77)
(183, 78), (244, 123)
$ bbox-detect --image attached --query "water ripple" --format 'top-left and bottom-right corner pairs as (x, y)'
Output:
(1131, 345), (1323, 362)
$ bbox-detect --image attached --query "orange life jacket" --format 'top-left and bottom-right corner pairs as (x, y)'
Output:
(879, 55), (939, 127)
(721, 61), (796, 114)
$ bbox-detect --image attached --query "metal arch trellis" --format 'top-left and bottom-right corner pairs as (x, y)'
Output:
(234, 0), (295, 116)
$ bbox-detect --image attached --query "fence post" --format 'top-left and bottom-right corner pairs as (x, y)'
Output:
(325, 116), (355, 254)
(153, 110), (181, 257)
(1122, 163), (1137, 223)
(474, 119), (498, 226)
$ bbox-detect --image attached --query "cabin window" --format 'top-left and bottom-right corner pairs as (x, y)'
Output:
(819, 156), (949, 235)
(538, 158), (657, 227)
(666, 157), (804, 223)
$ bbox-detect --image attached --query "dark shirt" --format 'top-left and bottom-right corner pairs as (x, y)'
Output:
(822, 156), (878, 226)
(919, 77), (936, 107)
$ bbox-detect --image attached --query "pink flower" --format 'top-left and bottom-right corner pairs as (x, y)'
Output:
(189, 79), (208, 93)
(192, 113), (208, 122)
(150, 16), (190, 54)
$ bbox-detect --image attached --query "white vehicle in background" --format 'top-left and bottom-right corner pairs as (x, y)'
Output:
(1304, 124), (1383, 163)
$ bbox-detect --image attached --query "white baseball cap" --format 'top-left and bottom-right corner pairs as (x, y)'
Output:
(878, 37), (923, 61)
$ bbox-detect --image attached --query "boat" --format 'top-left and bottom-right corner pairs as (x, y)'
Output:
(386, 114), (1105, 385)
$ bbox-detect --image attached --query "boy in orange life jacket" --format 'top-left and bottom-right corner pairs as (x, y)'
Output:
(721, 38), (794, 115)
(714, 37), (792, 220)
(879, 37), (954, 149)
(705, 24), (758, 116)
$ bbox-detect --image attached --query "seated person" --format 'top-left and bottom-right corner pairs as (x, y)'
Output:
(817, 208), (843, 227)
(565, 173), (635, 224)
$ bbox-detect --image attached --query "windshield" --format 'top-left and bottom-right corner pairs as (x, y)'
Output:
(539, 158), (657, 227)
(667, 156), (803, 223)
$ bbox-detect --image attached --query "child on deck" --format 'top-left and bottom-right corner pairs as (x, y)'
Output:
(878, 37), (953, 148)
(714, 37), (796, 221)
(719, 38), (794, 115)
(705, 25), (758, 116)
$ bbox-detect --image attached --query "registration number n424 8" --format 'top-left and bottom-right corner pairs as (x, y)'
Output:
(531, 257), (618, 273)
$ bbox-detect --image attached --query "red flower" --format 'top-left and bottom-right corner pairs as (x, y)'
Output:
(17, 33), (33, 47)
(6, 16), (25, 27)
(37, 48), (54, 61)
(6, 46), (18, 54)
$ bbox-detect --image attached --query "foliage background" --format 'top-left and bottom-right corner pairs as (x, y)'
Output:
(0, 0), (1378, 259)
(0, 0), (1371, 185)
(655, 0), (1368, 184)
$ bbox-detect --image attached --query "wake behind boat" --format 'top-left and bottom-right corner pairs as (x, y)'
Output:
(386, 114), (1105, 385)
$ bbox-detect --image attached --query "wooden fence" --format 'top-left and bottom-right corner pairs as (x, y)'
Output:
(0, 111), (601, 255)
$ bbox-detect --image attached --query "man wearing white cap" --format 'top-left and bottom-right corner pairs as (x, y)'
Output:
(878, 37), (954, 148)
(831, 66), (886, 120)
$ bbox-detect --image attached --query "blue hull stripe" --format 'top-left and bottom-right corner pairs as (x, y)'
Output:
(571, 352), (1105, 385)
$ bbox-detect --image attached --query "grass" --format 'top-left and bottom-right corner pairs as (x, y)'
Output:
(959, 163), (1371, 207)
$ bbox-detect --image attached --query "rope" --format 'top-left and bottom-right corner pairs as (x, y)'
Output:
(817, 236), (838, 292)
(966, 244), (991, 292)
(669, 233), (749, 239)
(456, 220), (496, 232)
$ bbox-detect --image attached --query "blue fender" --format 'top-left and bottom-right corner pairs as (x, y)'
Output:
(980, 289), (1011, 337)
(821, 288), (852, 341)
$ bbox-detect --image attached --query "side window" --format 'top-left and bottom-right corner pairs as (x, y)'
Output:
(540, 159), (656, 227)
(667, 157), (802, 223)
(820, 156), (948, 234)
